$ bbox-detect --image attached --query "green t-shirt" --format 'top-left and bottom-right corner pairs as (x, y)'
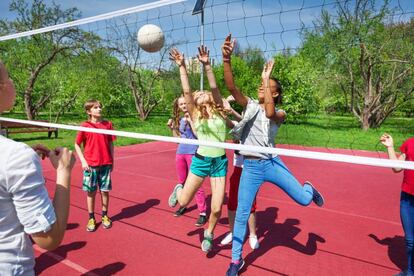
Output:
(194, 116), (227, 157)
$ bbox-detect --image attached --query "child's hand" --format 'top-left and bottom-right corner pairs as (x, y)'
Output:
(49, 147), (76, 171)
(262, 60), (275, 80)
(184, 112), (191, 121)
(226, 95), (235, 103)
(222, 98), (232, 113)
(222, 34), (235, 61)
(32, 144), (50, 160)
(169, 48), (185, 66)
(380, 133), (394, 148)
(197, 45), (210, 65)
(167, 118), (174, 129)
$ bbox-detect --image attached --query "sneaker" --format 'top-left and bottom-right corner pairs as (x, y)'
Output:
(201, 230), (214, 252)
(102, 215), (112, 229)
(305, 181), (325, 207)
(174, 206), (187, 217)
(86, 218), (96, 232)
(168, 184), (183, 208)
(225, 259), (245, 276)
(220, 232), (233, 245)
(249, 234), (259, 249)
(195, 215), (207, 227)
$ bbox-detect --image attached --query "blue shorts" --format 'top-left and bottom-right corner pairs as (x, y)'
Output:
(190, 153), (228, 178)
(82, 165), (112, 192)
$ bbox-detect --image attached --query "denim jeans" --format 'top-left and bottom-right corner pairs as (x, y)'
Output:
(401, 192), (414, 275)
(231, 156), (314, 261)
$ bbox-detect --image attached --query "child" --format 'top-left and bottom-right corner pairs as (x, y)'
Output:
(74, 99), (116, 232)
(220, 150), (259, 250)
(0, 61), (76, 275)
(222, 34), (325, 275)
(380, 133), (414, 276)
(221, 96), (259, 250)
(168, 46), (228, 252)
(167, 96), (208, 226)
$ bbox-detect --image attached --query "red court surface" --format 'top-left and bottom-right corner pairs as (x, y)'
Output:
(34, 141), (406, 276)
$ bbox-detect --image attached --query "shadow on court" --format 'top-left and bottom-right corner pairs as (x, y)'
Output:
(81, 261), (126, 276)
(369, 233), (406, 271)
(243, 207), (325, 269)
(66, 223), (79, 230)
(35, 241), (87, 274)
(111, 199), (160, 222)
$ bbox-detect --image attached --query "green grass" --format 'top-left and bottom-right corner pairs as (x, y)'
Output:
(1, 113), (412, 152)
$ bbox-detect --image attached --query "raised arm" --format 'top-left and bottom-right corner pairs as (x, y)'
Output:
(380, 133), (406, 173)
(262, 60), (285, 122)
(222, 34), (248, 107)
(197, 45), (223, 107)
(169, 48), (195, 118)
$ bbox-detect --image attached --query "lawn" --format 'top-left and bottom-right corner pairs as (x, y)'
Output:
(1, 112), (412, 152)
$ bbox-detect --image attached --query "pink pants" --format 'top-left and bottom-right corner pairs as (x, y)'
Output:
(176, 154), (207, 214)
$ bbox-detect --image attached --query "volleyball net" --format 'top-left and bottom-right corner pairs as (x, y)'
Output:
(0, 0), (413, 170)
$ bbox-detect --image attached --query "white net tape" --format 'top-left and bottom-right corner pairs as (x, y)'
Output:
(1, 117), (413, 170)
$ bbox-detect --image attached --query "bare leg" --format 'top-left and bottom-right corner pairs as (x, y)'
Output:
(248, 212), (257, 236)
(206, 176), (226, 235)
(177, 172), (204, 207)
(101, 191), (109, 212)
(87, 191), (97, 214)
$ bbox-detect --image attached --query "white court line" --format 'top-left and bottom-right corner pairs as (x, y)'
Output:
(33, 244), (97, 275)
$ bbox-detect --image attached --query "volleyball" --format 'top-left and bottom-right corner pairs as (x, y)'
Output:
(137, 24), (165, 53)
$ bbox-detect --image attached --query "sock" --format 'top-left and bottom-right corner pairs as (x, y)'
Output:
(200, 212), (206, 216)
(102, 210), (108, 217)
(89, 213), (95, 220)
(232, 260), (240, 265)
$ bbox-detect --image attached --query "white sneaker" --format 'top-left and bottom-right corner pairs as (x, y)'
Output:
(249, 235), (259, 249)
(220, 232), (233, 245)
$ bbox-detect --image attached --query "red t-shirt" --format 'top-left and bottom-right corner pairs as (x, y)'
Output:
(400, 137), (414, 195)
(75, 120), (116, 166)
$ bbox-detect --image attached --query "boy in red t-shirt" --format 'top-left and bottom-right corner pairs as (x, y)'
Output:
(381, 133), (414, 276)
(75, 99), (116, 232)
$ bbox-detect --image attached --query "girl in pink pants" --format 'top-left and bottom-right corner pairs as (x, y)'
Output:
(167, 96), (207, 226)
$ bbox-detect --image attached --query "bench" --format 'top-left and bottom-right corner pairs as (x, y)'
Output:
(0, 120), (58, 138)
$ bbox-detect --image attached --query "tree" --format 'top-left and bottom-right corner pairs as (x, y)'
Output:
(106, 20), (173, 120)
(0, 0), (95, 120)
(302, 0), (414, 129)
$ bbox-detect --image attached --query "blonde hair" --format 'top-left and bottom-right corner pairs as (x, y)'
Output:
(193, 91), (227, 121)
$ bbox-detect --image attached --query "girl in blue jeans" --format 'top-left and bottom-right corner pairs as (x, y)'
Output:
(222, 34), (325, 276)
(381, 133), (414, 276)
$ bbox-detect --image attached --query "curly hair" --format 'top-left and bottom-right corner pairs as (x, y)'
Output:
(193, 91), (227, 121)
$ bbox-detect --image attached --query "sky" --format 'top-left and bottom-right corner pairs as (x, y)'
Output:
(0, 0), (413, 61)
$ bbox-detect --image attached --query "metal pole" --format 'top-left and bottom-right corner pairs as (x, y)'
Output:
(200, 10), (204, 92)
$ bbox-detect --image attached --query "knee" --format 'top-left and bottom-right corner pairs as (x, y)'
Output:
(210, 206), (222, 217)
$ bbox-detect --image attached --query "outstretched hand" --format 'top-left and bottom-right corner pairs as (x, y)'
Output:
(222, 34), (236, 61)
(169, 48), (185, 66)
(49, 147), (76, 171)
(380, 133), (394, 148)
(32, 144), (51, 160)
(262, 59), (275, 80)
(197, 45), (210, 65)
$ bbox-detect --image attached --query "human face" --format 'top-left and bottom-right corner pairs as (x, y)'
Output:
(177, 97), (187, 112)
(0, 80), (16, 113)
(257, 79), (278, 103)
(87, 103), (102, 119)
